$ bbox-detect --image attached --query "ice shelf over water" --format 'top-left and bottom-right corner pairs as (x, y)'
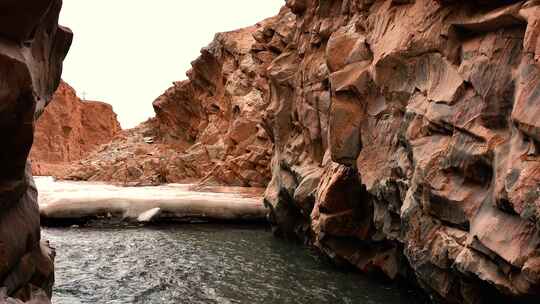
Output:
(36, 176), (267, 223)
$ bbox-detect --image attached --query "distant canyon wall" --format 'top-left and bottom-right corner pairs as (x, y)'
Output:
(62, 18), (288, 186)
(0, 1), (71, 303)
(30, 81), (121, 176)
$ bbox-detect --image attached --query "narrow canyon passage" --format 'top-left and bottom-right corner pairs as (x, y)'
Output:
(43, 225), (422, 304)
(3, 0), (540, 303)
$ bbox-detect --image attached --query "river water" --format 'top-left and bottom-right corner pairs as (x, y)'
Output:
(43, 225), (424, 304)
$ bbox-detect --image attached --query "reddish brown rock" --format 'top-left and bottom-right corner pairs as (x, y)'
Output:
(52, 1), (540, 302)
(62, 17), (283, 187)
(0, 1), (71, 303)
(30, 81), (121, 176)
(262, 0), (540, 303)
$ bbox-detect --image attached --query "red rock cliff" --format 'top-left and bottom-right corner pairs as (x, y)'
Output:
(30, 81), (121, 176)
(263, 0), (540, 303)
(63, 18), (284, 187)
(0, 1), (72, 303)
(58, 1), (540, 302)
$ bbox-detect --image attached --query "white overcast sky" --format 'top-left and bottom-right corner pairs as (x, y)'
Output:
(59, 1), (283, 128)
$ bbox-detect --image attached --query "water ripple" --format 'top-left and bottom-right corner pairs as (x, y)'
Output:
(43, 225), (423, 304)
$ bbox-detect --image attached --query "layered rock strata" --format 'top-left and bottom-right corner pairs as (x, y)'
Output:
(0, 0), (71, 303)
(30, 81), (121, 176)
(63, 18), (286, 187)
(263, 1), (540, 303)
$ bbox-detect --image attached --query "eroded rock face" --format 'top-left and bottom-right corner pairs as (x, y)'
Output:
(30, 81), (121, 176)
(263, 0), (540, 303)
(0, 0), (72, 303)
(51, 1), (540, 301)
(62, 16), (285, 187)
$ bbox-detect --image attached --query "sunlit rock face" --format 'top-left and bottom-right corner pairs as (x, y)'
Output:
(30, 81), (121, 177)
(62, 16), (284, 187)
(0, 0), (71, 303)
(263, 0), (540, 302)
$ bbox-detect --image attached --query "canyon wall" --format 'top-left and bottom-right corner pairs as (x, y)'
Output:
(62, 18), (286, 186)
(30, 81), (121, 176)
(53, 0), (540, 302)
(263, 0), (540, 303)
(0, 1), (71, 303)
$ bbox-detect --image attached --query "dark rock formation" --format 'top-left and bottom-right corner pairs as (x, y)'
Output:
(62, 18), (282, 187)
(0, 0), (71, 303)
(263, 0), (540, 303)
(30, 81), (121, 176)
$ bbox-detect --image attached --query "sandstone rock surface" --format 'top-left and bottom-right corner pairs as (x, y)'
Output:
(49, 0), (540, 302)
(30, 81), (121, 176)
(62, 18), (284, 187)
(36, 177), (266, 225)
(261, 1), (540, 303)
(0, 0), (71, 303)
